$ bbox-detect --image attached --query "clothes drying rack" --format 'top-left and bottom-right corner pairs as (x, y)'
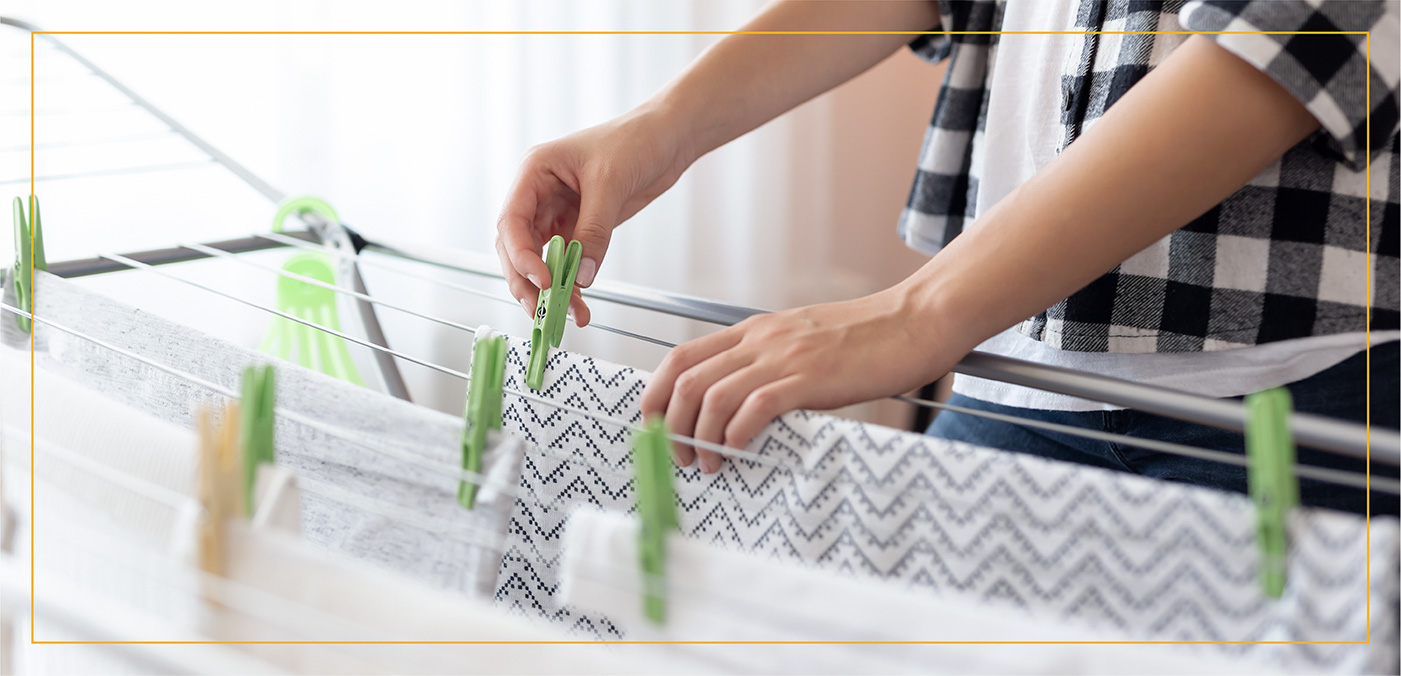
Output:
(3, 16), (1397, 497)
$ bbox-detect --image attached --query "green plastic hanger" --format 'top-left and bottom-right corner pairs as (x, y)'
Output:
(259, 252), (366, 385)
(458, 335), (506, 510)
(271, 195), (340, 234)
(240, 364), (277, 518)
(526, 236), (582, 391)
(1245, 387), (1298, 599)
(633, 416), (678, 625)
(12, 196), (46, 333)
(259, 196), (366, 386)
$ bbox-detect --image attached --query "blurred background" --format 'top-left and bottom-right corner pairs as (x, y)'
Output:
(0, 0), (943, 426)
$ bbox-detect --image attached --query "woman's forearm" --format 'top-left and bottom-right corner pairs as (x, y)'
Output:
(646, 0), (941, 166)
(903, 36), (1322, 360)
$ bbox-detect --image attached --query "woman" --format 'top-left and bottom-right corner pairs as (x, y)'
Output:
(495, 0), (1400, 514)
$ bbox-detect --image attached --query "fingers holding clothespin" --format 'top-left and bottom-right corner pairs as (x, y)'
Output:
(1245, 387), (1299, 599)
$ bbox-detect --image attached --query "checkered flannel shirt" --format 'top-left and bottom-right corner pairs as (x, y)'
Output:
(899, 0), (1400, 352)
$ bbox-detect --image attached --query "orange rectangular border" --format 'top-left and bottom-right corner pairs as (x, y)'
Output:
(23, 28), (1378, 647)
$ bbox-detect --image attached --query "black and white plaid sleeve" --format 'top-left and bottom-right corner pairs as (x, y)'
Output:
(1181, 0), (1401, 171)
(899, 1), (1002, 254)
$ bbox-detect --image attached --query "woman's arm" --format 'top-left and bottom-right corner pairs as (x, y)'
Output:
(495, 0), (940, 322)
(640, 36), (1322, 472)
(654, 0), (942, 164)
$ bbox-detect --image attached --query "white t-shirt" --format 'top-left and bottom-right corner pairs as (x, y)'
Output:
(953, 0), (1399, 411)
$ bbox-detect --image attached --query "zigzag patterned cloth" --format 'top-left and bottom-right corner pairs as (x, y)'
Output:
(483, 328), (1400, 673)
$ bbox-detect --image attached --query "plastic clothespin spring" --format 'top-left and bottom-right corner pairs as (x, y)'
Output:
(634, 416), (678, 625)
(458, 335), (506, 510)
(526, 236), (582, 391)
(240, 365), (277, 518)
(12, 196), (47, 333)
(1245, 387), (1299, 600)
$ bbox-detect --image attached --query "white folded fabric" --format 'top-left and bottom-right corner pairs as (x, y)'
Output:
(559, 507), (1271, 674)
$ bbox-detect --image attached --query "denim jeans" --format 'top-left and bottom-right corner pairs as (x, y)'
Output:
(927, 342), (1400, 515)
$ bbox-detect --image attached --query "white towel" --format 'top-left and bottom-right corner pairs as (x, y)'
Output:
(558, 507), (1270, 675)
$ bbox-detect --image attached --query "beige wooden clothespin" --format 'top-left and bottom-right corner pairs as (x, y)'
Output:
(195, 397), (301, 601)
(196, 402), (242, 594)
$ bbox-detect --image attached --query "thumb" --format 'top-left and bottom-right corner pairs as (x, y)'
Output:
(572, 185), (623, 288)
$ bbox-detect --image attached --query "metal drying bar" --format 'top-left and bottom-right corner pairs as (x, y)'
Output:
(365, 236), (1401, 464)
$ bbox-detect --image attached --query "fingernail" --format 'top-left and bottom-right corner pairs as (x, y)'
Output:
(527, 274), (544, 289)
(577, 257), (598, 287)
(520, 298), (532, 315)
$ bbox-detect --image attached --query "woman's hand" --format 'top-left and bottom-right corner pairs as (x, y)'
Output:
(495, 108), (693, 326)
(495, 0), (940, 325)
(639, 287), (960, 473)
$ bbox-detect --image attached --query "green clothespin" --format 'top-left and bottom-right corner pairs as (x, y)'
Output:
(458, 335), (506, 509)
(240, 365), (277, 518)
(525, 235), (582, 391)
(12, 196), (47, 333)
(634, 416), (678, 625)
(1245, 387), (1298, 599)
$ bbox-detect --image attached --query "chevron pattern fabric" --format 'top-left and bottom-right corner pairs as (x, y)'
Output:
(485, 329), (1399, 673)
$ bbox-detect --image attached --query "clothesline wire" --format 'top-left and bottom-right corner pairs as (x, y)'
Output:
(0, 300), (837, 531)
(74, 255), (782, 469)
(3, 424), (526, 548)
(0, 299), (642, 517)
(890, 396), (1397, 494)
(6, 298), (1396, 536)
(254, 230), (677, 349)
(14, 296), (1304, 555)
(2, 300), (816, 532)
(175, 239), (484, 336)
(254, 231), (1395, 480)
(74, 255), (1400, 495)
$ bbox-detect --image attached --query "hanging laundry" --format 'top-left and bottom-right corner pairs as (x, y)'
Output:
(8, 271), (1398, 673)
(478, 327), (1399, 674)
(4, 272), (520, 600)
